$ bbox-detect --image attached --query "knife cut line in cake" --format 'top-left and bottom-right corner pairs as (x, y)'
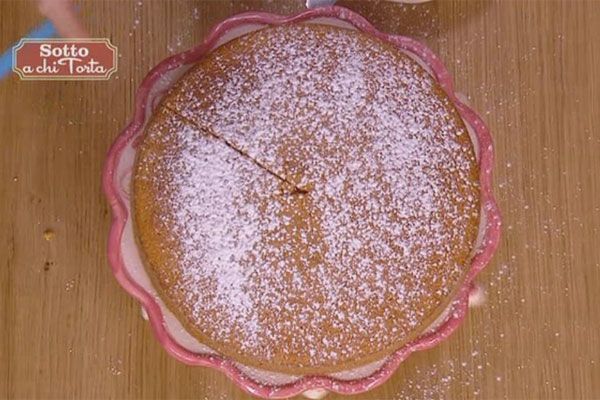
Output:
(167, 107), (311, 196)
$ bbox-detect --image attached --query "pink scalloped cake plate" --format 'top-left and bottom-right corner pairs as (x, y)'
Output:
(102, 6), (501, 399)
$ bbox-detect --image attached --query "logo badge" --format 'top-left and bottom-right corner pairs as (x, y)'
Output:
(12, 38), (117, 80)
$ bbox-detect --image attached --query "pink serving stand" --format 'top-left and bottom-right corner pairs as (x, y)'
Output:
(102, 6), (501, 399)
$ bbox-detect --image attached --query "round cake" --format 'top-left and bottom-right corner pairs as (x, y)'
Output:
(133, 23), (480, 374)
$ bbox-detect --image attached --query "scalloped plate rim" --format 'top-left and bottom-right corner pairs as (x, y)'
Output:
(102, 6), (502, 399)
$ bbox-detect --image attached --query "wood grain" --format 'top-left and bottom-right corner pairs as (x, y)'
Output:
(1, 1), (599, 399)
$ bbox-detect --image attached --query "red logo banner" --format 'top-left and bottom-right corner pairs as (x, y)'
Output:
(13, 39), (118, 80)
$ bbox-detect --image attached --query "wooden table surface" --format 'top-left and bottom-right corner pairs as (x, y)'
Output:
(1, 0), (599, 399)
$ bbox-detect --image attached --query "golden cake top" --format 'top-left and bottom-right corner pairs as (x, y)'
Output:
(134, 23), (480, 374)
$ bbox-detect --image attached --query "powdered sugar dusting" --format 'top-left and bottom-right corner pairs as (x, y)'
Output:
(135, 24), (479, 372)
